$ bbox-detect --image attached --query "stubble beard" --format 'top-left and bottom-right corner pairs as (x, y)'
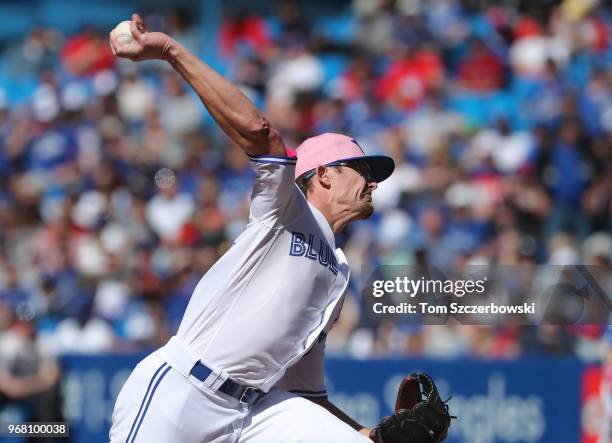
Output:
(359, 185), (374, 219)
(358, 201), (374, 219)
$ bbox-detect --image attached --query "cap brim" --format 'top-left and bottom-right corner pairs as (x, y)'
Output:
(340, 155), (395, 183)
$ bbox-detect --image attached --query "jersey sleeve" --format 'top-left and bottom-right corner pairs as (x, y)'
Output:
(247, 154), (305, 226)
(274, 335), (327, 398)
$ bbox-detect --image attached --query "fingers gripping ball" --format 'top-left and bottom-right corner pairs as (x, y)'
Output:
(370, 373), (455, 443)
(109, 14), (173, 62)
(113, 21), (133, 44)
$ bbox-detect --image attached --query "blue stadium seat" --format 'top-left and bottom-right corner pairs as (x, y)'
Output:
(313, 14), (356, 44)
(37, 0), (134, 34)
(0, 4), (33, 40)
(319, 53), (348, 82)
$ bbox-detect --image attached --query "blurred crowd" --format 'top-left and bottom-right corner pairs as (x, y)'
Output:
(0, 0), (611, 375)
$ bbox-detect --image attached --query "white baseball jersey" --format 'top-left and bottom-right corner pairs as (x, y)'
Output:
(110, 154), (368, 443)
(176, 154), (350, 393)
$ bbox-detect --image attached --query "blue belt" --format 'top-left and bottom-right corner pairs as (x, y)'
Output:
(190, 361), (266, 406)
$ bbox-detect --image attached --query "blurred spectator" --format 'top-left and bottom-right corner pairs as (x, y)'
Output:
(0, 265), (29, 313)
(521, 325), (576, 356)
(457, 38), (504, 92)
(9, 27), (63, 75)
(159, 72), (203, 137)
(526, 59), (566, 126)
(274, 0), (310, 50)
(165, 8), (200, 55)
(537, 118), (594, 241)
(0, 316), (62, 441)
(116, 70), (156, 122)
(402, 91), (464, 157)
(468, 117), (533, 174)
(145, 177), (195, 242)
(219, 11), (273, 59)
(60, 27), (115, 76)
(509, 20), (570, 77)
(267, 39), (324, 107)
(45, 313), (115, 354)
(353, 0), (398, 55)
(377, 42), (445, 109)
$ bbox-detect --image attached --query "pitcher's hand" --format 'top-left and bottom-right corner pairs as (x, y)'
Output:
(109, 13), (173, 62)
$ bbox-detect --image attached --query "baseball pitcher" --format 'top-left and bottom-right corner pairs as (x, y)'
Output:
(108, 14), (452, 443)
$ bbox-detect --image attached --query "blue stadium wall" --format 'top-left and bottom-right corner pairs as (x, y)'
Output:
(1, 355), (587, 443)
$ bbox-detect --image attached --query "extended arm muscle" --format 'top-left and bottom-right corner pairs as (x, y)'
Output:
(165, 42), (285, 157)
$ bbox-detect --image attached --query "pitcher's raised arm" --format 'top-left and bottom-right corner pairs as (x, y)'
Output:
(110, 13), (286, 157)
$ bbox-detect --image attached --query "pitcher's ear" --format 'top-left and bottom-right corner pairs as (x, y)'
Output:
(314, 165), (332, 189)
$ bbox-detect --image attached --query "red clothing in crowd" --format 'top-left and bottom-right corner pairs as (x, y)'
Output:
(219, 15), (272, 57)
(377, 47), (445, 109)
(61, 32), (115, 76)
(458, 44), (504, 92)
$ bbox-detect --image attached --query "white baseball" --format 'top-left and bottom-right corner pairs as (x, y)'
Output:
(114, 20), (133, 44)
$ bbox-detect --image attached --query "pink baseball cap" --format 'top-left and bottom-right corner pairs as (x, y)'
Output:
(295, 133), (395, 182)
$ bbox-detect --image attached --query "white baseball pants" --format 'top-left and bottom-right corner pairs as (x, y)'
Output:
(109, 339), (371, 443)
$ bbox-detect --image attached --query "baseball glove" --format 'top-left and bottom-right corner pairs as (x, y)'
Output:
(370, 372), (454, 443)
